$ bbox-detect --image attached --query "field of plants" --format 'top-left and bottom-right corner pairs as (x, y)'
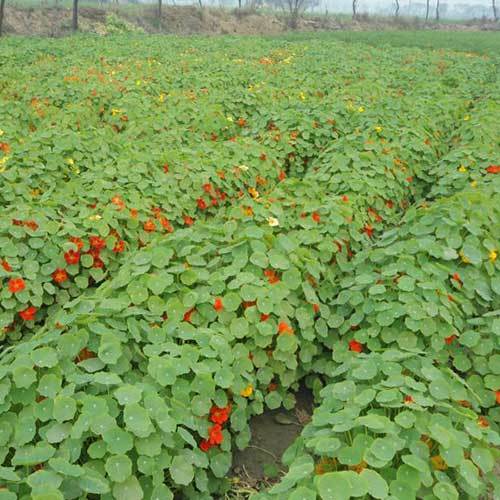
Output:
(0, 32), (499, 499)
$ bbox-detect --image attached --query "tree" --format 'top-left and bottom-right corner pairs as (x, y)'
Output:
(493, 0), (498, 20)
(395, 0), (400, 16)
(435, 0), (440, 21)
(158, 0), (162, 26)
(268, 0), (318, 28)
(425, 0), (430, 21)
(352, 0), (358, 19)
(0, 0), (5, 37)
(72, 0), (78, 31)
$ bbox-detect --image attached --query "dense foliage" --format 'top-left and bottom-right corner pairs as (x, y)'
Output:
(0, 33), (499, 499)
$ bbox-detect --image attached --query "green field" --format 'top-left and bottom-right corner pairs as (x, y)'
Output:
(0, 32), (499, 499)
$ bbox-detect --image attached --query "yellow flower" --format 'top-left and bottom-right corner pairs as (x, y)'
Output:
(31, 189), (41, 197)
(158, 94), (165, 103)
(111, 109), (122, 116)
(459, 251), (470, 264)
(489, 250), (497, 262)
(374, 126), (383, 133)
(88, 214), (102, 221)
(470, 180), (478, 188)
(240, 385), (253, 397)
(299, 92), (306, 101)
(238, 164), (249, 172)
(248, 187), (259, 199)
(66, 158), (75, 166)
(0, 156), (10, 173)
(268, 217), (279, 227)
(0, 129), (4, 136)
(463, 115), (470, 121)
(458, 165), (467, 173)
(358, 106), (365, 113)
(136, 80), (142, 86)
(226, 116), (234, 122)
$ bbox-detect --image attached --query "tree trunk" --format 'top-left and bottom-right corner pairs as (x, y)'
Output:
(435, 0), (440, 21)
(238, 0), (241, 8)
(198, 0), (202, 7)
(0, 0), (5, 37)
(493, 0), (498, 20)
(425, 0), (429, 21)
(352, 0), (357, 19)
(395, 0), (399, 16)
(158, 0), (162, 21)
(72, 0), (78, 31)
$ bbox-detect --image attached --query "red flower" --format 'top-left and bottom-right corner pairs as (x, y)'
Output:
(349, 340), (363, 353)
(445, 335), (457, 345)
(24, 220), (39, 231)
(406, 176), (413, 183)
(163, 163), (169, 173)
(385, 200), (394, 209)
(341, 195), (349, 203)
(19, 306), (37, 321)
(313, 303), (320, 314)
(143, 219), (156, 232)
(243, 300), (256, 309)
(363, 224), (374, 238)
(404, 395), (414, 404)
(213, 298), (223, 312)
(278, 170), (286, 181)
(208, 424), (224, 445)
(183, 215), (194, 226)
(486, 165), (500, 174)
(451, 273), (462, 287)
(12, 219), (23, 226)
(278, 321), (293, 335)
(89, 236), (106, 250)
(197, 198), (207, 210)
(1, 259), (12, 272)
(199, 439), (211, 452)
(312, 212), (321, 223)
(209, 405), (231, 425)
(211, 197), (218, 207)
(75, 348), (96, 363)
(130, 208), (138, 219)
(260, 313), (270, 322)
(64, 250), (80, 265)
(216, 190), (227, 202)
(496, 391), (500, 404)
(8, 278), (25, 294)
(52, 268), (68, 284)
(203, 183), (212, 193)
(92, 257), (104, 269)
(183, 308), (195, 323)
(236, 117), (247, 127)
(69, 237), (84, 250)
(0, 142), (11, 154)
(113, 240), (126, 253)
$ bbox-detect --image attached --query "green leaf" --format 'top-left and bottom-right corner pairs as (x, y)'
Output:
(170, 456), (194, 485)
(360, 469), (389, 499)
(53, 396), (76, 422)
(433, 482), (459, 500)
(105, 454), (133, 482)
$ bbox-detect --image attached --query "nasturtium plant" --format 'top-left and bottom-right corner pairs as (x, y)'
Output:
(0, 32), (499, 499)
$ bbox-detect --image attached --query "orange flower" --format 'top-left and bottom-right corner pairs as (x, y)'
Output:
(8, 278), (25, 294)
(89, 236), (106, 250)
(69, 237), (84, 250)
(404, 395), (414, 404)
(208, 423), (224, 445)
(75, 348), (96, 363)
(19, 306), (37, 321)
(24, 220), (39, 231)
(159, 217), (173, 233)
(278, 170), (286, 181)
(183, 308), (195, 323)
(113, 240), (126, 253)
(1, 259), (12, 272)
(213, 298), (223, 312)
(143, 219), (156, 232)
(260, 313), (270, 322)
(312, 303), (320, 314)
(341, 195), (349, 203)
(52, 268), (68, 284)
(486, 165), (500, 174)
(130, 208), (138, 219)
(385, 200), (394, 209)
(278, 321), (293, 335)
(478, 416), (489, 428)
(363, 224), (374, 238)
(445, 335), (457, 345)
(0, 142), (11, 153)
(111, 195), (125, 210)
(496, 391), (500, 404)
(312, 212), (321, 223)
(451, 273), (462, 287)
(203, 183), (212, 193)
(199, 439), (211, 452)
(183, 215), (194, 226)
(349, 340), (363, 353)
(197, 198), (207, 210)
(264, 269), (280, 284)
(163, 163), (169, 173)
(236, 117), (247, 127)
